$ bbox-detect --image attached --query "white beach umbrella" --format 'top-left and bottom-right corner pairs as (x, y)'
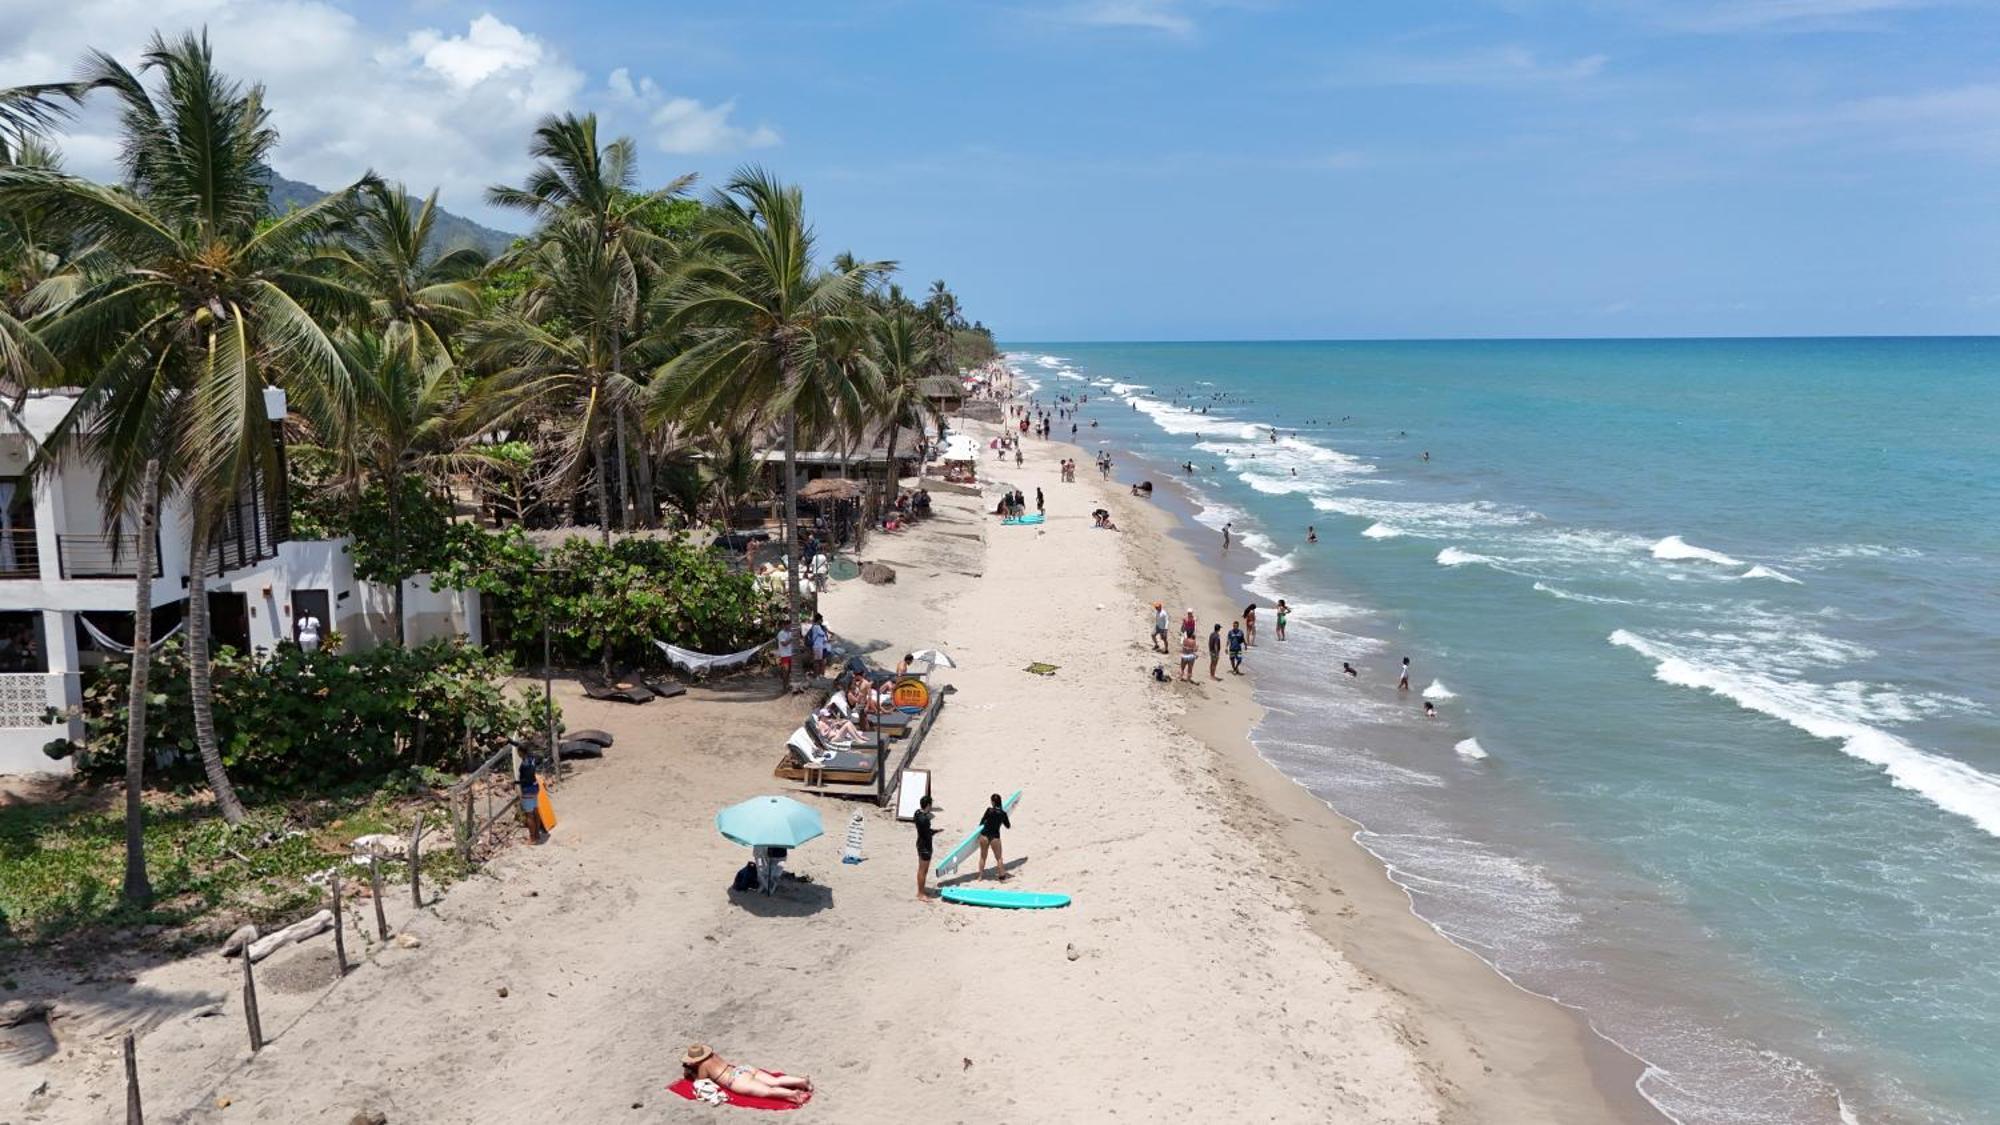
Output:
(910, 647), (958, 668)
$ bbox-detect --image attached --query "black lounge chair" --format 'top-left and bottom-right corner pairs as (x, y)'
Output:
(579, 672), (654, 704)
(640, 673), (688, 700)
(557, 740), (604, 760)
(567, 728), (615, 747)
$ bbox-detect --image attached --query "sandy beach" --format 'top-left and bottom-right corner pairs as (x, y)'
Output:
(15, 414), (1658, 1124)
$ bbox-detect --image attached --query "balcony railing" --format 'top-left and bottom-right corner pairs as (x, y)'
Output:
(56, 533), (163, 580)
(0, 533), (41, 580)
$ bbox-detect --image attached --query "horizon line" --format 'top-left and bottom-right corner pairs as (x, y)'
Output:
(999, 333), (2000, 346)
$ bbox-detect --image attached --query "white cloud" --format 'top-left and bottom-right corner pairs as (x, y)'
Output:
(0, 2), (781, 225)
(1332, 45), (1609, 87)
(1663, 0), (1931, 34)
(1066, 0), (1196, 36)
(1694, 83), (2000, 158)
(607, 66), (779, 154)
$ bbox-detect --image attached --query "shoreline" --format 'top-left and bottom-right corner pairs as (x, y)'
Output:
(1072, 426), (1666, 1123)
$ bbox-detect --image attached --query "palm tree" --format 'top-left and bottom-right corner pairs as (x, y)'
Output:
(485, 113), (691, 531)
(303, 330), (501, 644)
(866, 306), (938, 517)
(466, 219), (637, 546)
(333, 181), (486, 362)
(0, 32), (374, 824)
(647, 168), (890, 635)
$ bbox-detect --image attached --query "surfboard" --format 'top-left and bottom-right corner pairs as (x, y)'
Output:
(941, 887), (1070, 910)
(1001, 513), (1044, 525)
(934, 789), (1021, 876)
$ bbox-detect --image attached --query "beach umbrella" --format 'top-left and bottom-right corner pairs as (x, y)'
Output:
(716, 796), (825, 849)
(910, 647), (958, 668)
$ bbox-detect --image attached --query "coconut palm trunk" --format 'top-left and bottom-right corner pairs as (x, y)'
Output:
(782, 406), (803, 636)
(184, 512), (245, 823)
(592, 426), (615, 546)
(120, 457), (160, 905)
(387, 478), (407, 646)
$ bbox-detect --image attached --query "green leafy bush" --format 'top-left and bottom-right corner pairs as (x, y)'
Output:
(430, 528), (780, 668)
(56, 640), (552, 791)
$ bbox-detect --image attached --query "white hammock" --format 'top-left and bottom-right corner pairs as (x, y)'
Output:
(652, 639), (768, 678)
(79, 616), (185, 655)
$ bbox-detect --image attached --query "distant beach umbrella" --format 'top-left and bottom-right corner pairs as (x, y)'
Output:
(910, 648), (959, 668)
(716, 796), (825, 849)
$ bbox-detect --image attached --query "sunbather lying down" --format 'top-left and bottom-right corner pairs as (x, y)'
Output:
(683, 1043), (813, 1104)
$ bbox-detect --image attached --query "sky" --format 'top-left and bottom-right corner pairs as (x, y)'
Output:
(3, 0), (1996, 340)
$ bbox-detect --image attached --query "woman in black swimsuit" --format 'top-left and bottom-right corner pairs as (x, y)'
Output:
(914, 795), (938, 901)
(977, 793), (1012, 881)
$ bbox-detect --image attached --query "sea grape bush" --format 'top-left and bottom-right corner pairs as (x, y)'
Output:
(53, 640), (552, 791)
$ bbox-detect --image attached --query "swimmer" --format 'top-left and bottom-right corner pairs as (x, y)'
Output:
(1341, 662), (1358, 678)
(1423, 701), (1437, 719)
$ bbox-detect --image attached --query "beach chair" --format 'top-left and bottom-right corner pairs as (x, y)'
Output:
(831, 691), (913, 738)
(578, 671), (654, 704)
(772, 726), (877, 786)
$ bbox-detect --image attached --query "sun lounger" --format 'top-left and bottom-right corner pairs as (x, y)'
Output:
(772, 726), (877, 785)
(830, 692), (912, 737)
(640, 673), (688, 699)
(567, 729), (615, 747)
(579, 672), (654, 704)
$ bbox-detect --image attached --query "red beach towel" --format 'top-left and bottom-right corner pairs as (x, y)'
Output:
(667, 1076), (811, 1111)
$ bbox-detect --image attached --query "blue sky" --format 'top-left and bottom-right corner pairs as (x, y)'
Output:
(9, 0), (1995, 339)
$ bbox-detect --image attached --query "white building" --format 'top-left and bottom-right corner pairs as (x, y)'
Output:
(0, 388), (481, 775)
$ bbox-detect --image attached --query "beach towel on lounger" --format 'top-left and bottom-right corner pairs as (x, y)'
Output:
(667, 1076), (810, 1111)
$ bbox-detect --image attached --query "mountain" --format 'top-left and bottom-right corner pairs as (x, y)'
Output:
(264, 172), (519, 257)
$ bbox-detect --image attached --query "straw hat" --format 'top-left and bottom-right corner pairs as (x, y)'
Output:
(1152, 601), (1163, 609)
(682, 1044), (713, 1066)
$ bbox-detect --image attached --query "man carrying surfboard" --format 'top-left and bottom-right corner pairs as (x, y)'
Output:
(914, 795), (939, 902)
(977, 793), (1012, 881)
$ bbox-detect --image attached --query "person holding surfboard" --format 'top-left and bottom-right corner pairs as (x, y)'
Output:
(978, 793), (1012, 881)
(517, 753), (547, 845)
(914, 795), (940, 901)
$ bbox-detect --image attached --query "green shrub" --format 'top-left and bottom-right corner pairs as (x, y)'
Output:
(56, 640), (552, 791)
(431, 527), (781, 668)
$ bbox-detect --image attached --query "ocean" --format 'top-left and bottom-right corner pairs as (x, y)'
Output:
(1003, 340), (2000, 1125)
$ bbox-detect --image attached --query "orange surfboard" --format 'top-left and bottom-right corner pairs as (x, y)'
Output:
(536, 789), (557, 831)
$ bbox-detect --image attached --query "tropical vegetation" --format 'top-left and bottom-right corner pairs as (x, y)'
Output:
(0, 30), (987, 915)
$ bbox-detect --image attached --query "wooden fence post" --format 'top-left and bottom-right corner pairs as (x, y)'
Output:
(124, 1030), (142, 1124)
(369, 855), (388, 941)
(408, 814), (425, 908)
(461, 786), (475, 864)
(240, 955), (263, 1052)
(330, 867), (348, 976)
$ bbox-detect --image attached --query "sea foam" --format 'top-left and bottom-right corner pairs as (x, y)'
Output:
(1609, 630), (2000, 839)
(1423, 680), (1456, 700)
(1437, 547), (1499, 568)
(1361, 522), (1404, 539)
(1454, 738), (1489, 760)
(1738, 564), (1802, 584)
(1652, 535), (1744, 567)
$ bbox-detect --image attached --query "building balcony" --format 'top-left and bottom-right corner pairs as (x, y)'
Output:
(56, 533), (163, 580)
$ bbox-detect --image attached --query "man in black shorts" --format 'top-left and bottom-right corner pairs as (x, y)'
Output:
(914, 794), (938, 901)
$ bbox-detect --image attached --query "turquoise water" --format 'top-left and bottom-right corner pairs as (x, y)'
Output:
(1006, 340), (2000, 1125)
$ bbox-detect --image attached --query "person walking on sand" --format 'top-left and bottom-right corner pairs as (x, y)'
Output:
(806, 613), (830, 678)
(1151, 602), (1170, 653)
(1208, 623), (1223, 680)
(1242, 603), (1258, 646)
(1275, 599), (1290, 641)
(1228, 621), (1247, 674)
(1179, 629), (1199, 681)
(1181, 607), (1198, 640)
(1222, 522), (1232, 551)
(518, 752), (547, 844)
(1398, 657), (1411, 692)
(1035, 486), (1044, 514)
(914, 794), (939, 901)
(776, 621), (797, 692)
(977, 793), (1012, 881)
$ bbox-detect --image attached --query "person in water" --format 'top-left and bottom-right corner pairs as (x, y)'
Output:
(1398, 657), (1411, 692)
(1242, 603), (1258, 646)
(1307, 525), (1318, 544)
(1423, 701), (1437, 719)
(682, 1045), (812, 1105)
(977, 792), (1012, 881)
(1275, 599), (1289, 641)
(1341, 662), (1358, 678)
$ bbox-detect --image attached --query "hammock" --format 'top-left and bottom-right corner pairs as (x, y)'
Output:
(79, 616), (185, 655)
(652, 639), (768, 678)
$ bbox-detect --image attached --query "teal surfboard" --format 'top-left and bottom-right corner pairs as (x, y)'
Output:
(1001, 513), (1044, 525)
(935, 789), (1022, 876)
(941, 887), (1070, 910)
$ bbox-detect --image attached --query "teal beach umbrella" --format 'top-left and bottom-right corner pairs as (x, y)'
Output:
(716, 795), (825, 849)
